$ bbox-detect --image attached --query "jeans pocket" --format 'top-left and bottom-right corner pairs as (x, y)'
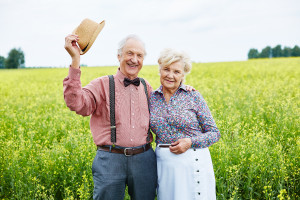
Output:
(92, 150), (101, 175)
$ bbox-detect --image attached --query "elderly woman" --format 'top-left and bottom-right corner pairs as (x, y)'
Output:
(150, 48), (220, 200)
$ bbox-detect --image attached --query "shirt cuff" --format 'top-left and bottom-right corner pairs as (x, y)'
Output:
(68, 66), (81, 80)
(190, 137), (199, 148)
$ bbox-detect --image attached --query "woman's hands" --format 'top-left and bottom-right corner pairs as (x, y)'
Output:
(169, 138), (192, 154)
(64, 34), (81, 68)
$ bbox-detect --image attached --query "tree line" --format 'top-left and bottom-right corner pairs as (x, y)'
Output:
(0, 48), (25, 69)
(248, 45), (300, 59)
(1, 46), (299, 68)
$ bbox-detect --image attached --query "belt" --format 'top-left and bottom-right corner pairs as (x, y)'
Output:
(97, 143), (151, 156)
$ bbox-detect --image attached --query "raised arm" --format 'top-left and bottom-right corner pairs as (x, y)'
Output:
(63, 34), (97, 116)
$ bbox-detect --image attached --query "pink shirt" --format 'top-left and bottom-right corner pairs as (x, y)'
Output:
(63, 67), (153, 147)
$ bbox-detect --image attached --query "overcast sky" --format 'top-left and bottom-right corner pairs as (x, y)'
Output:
(1, 0), (299, 67)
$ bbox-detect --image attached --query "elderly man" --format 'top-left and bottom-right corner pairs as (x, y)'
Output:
(63, 34), (157, 200)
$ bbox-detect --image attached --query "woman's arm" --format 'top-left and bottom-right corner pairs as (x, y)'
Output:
(191, 93), (220, 148)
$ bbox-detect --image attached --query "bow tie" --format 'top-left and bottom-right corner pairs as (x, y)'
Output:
(124, 77), (140, 87)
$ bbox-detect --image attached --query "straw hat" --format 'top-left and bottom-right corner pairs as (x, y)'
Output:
(72, 18), (105, 55)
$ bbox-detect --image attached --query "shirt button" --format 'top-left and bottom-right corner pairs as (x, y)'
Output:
(195, 158), (198, 161)
(198, 192), (201, 195)
(131, 89), (134, 91)
(132, 126), (135, 128)
(132, 113), (134, 115)
(132, 101), (134, 103)
(197, 181), (200, 184)
(131, 139), (133, 141)
(196, 170), (199, 172)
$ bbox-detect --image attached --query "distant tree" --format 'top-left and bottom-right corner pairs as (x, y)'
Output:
(259, 46), (272, 58)
(0, 56), (5, 69)
(272, 45), (282, 57)
(248, 44), (300, 59)
(5, 48), (25, 69)
(291, 45), (300, 57)
(282, 46), (292, 57)
(248, 48), (259, 59)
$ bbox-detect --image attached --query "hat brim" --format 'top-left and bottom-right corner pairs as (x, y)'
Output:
(73, 20), (105, 55)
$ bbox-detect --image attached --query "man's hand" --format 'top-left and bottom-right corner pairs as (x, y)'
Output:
(64, 34), (81, 68)
(185, 85), (196, 91)
(169, 138), (192, 154)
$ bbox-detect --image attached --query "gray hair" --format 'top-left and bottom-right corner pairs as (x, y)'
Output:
(117, 34), (147, 56)
(158, 48), (192, 77)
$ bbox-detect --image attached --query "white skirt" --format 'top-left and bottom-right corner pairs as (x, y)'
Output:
(156, 147), (216, 200)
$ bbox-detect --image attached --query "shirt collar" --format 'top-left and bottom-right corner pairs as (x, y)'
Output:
(115, 68), (126, 82)
(154, 83), (187, 94)
(115, 68), (142, 88)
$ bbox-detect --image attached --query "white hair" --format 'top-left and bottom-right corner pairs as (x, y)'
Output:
(117, 34), (147, 56)
(158, 48), (192, 76)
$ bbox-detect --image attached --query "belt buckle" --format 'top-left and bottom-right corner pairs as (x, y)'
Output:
(124, 148), (133, 156)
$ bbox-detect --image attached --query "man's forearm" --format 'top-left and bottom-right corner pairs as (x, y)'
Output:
(71, 57), (80, 69)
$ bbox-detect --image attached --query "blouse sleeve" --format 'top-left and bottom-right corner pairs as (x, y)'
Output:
(190, 92), (220, 148)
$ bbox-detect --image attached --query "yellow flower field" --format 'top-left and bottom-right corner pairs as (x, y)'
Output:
(0, 57), (299, 199)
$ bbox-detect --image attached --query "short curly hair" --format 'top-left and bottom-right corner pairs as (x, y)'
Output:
(158, 48), (192, 77)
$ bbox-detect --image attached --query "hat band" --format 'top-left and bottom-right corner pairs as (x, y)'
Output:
(82, 43), (89, 52)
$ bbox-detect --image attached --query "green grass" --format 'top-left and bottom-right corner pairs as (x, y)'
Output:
(0, 57), (299, 199)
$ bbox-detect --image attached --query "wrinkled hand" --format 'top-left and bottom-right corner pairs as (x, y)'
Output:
(185, 85), (196, 92)
(169, 138), (192, 154)
(64, 34), (81, 68)
(64, 34), (80, 57)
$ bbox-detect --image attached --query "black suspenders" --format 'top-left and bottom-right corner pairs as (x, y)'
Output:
(108, 75), (116, 144)
(108, 75), (151, 145)
(141, 78), (151, 143)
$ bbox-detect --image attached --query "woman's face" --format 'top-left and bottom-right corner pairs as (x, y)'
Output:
(160, 61), (185, 92)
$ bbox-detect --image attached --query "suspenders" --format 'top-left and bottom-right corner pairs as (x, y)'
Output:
(108, 75), (151, 145)
(108, 75), (116, 144)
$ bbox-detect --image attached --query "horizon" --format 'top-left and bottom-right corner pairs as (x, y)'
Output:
(1, 56), (299, 69)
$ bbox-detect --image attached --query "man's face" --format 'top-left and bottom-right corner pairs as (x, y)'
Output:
(118, 38), (145, 79)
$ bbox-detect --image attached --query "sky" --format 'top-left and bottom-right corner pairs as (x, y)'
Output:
(0, 0), (300, 67)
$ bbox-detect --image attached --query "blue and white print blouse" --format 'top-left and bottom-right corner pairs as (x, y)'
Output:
(149, 84), (220, 148)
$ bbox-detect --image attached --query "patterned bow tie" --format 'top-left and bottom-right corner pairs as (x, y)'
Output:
(124, 77), (140, 87)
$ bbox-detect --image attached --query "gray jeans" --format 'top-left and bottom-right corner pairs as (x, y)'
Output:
(92, 147), (157, 200)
